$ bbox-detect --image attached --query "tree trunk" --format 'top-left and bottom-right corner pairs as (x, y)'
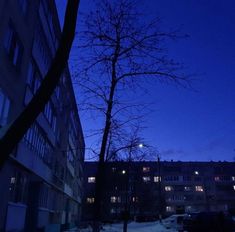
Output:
(0, 0), (80, 168)
(93, 80), (117, 232)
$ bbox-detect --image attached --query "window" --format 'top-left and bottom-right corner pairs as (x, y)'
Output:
(110, 196), (121, 203)
(154, 176), (161, 182)
(184, 195), (194, 201)
(142, 176), (151, 182)
(166, 206), (174, 212)
(195, 186), (203, 192)
(122, 170), (126, 174)
(232, 176), (235, 181)
(216, 185), (233, 192)
(165, 176), (179, 181)
(174, 185), (184, 191)
(220, 176), (232, 181)
(132, 197), (138, 202)
(88, 177), (96, 183)
(39, 0), (57, 46)
(23, 123), (53, 166)
(38, 184), (49, 208)
(185, 206), (192, 212)
(165, 186), (173, 191)
(9, 171), (28, 204)
(233, 186), (235, 191)
(167, 195), (184, 201)
(194, 171), (199, 175)
(142, 167), (150, 172)
(215, 176), (220, 181)
(26, 60), (42, 94)
(40, 101), (57, 132)
(32, 25), (51, 75)
(194, 176), (202, 181)
(110, 208), (116, 214)
(4, 23), (23, 67)
(67, 144), (75, 167)
(184, 186), (192, 191)
(0, 89), (10, 126)
(87, 197), (95, 204)
(183, 176), (192, 181)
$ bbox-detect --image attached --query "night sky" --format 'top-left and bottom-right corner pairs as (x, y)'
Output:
(56, 0), (235, 162)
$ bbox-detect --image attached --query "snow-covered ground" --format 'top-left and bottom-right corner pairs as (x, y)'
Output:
(80, 221), (178, 232)
(103, 221), (177, 232)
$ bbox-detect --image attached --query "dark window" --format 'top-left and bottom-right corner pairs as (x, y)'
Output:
(164, 166), (182, 172)
(4, 23), (23, 68)
(0, 89), (10, 126)
(26, 60), (42, 94)
(216, 185), (233, 192)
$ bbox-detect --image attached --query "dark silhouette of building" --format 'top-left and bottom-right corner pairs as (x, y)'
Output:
(0, 0), (85, 231)
(82, 161), (235, 221)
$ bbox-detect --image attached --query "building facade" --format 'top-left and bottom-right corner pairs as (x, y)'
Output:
(0, 0), (85, 231)
(83, 161), (235, 221)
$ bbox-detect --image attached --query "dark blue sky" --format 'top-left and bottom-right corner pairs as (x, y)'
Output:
(56, 0), (235, 161)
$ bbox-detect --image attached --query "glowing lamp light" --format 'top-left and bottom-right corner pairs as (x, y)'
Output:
(138, 143), (144, 148)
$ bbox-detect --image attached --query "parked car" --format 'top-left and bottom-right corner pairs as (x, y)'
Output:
(183, 211), (234, 232)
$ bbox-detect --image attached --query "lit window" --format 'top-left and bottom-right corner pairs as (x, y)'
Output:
(9, 172), (28, 203)
(194, 171), (199, 175)
(88, 177), (96, 183)
(132, 197), (138, 202)
(166, 206), (174, 212)
(143, 167), (150, 172)
(87, 197), (95, 203)
(110, 208), (116, 214)
(143, 176), (151, 182)
(110, 196), (121, 203)
(233, 186), (235, 191)
(184, 186), (191, 191)
(214, 176), (220, 181)
(165, 186), (173, 191)
(122, 170), (126, 174)
(10, 177), (16, 184)
(0, 89), (10, 126)
(154, 176), (161, 182)
(232, 176), (235, 181)
(195, 186), (203, 192)
(185, 206), (192, 212)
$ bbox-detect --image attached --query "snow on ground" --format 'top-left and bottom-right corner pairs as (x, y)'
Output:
(80, 221), (177, 232)
(104, 221), (177, 232)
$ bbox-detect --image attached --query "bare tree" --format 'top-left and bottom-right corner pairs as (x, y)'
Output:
(0, 0), (80, 168)
(74, 0), (191, 230)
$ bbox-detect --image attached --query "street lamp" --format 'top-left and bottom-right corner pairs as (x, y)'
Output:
(138, 143), (144, 148)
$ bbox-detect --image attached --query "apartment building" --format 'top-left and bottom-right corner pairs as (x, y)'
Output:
(0, 0), (85, 231)
(83, 161), (235, 221)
